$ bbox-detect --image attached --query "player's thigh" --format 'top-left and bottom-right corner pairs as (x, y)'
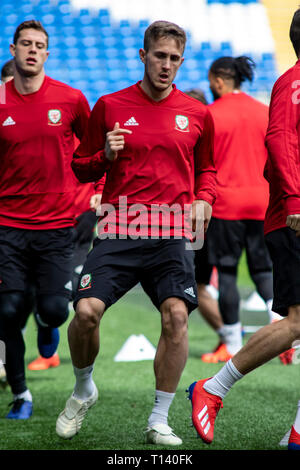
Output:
(194, 239), (213, 285)
(141, 238), (198, 313)
(74, 238), (142, 310)
(245, 220), (273, 273)
(32, 228), (75, 299)
(265, 227), (300, 316)
(206, 218), (245, 268)
(0, 226), (31, 293)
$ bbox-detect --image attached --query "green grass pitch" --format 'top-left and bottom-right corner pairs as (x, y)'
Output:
(0, 251), (299, 451)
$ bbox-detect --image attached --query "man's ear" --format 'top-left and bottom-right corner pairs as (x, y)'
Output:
(139, 48), (146, 64)
(9, 43), (16, 58)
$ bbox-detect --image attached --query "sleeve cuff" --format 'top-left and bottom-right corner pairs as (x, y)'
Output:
(284, 196), (300, 215)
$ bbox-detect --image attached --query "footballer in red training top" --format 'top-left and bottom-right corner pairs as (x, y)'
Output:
(0, 20), (90, 420)
(56, 20), (217, 445)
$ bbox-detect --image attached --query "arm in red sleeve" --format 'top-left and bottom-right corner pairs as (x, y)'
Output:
(265, 69), (300, 216)
(194, 109), (217, 205)
(72, 91), (91, 140)
(94, 175), (106, 193)
(71, 98), (112, 183)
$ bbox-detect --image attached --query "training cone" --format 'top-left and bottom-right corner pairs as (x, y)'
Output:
(242, 291), (267, 312)
(114, 334), (156, 362)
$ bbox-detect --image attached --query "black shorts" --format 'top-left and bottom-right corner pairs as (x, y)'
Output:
(265, 227), (300, 316)
(194, 240), (213, 285)
(74, 237), (198, 313)
(207, 218), (272, 272)
(0, 226), (75, 299)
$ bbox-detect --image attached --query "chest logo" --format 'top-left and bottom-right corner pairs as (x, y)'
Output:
(48, 109), (62, 126)
(2, 116), (15, 126)
(175, 115), (189, 132)
(124, 116), (139, 126)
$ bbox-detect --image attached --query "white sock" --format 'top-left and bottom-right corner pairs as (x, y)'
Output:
(14, 389), (32, 402)
(73, 365), (95, 400)
(222, 322), (243, 355)
(204, 358), (244, 400)
(148, 390), (175, 427)
(293, 400), (300, 434)
(266, 299), (283, 323)
(216, 326), (226, 343)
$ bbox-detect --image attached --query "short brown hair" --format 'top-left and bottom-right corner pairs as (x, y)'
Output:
(143, 20), (186, 53)
(290, 8), (300, 57)
(13, 20), (49, 48)
(1, 59), (15, 81)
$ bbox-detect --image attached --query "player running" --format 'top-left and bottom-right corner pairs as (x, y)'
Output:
(0, 20), (90, 419)
(56, 20), (217, 446)
(187, 8), (300, 450)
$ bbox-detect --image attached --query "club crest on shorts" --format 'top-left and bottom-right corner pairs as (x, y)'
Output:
(48, 109), (62, 126)
(175, 115), (189, 132)
(79, 273), (92, 290)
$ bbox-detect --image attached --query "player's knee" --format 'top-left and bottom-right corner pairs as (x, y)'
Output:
(0, 292), (23, 327)
(75, 299), (102, 332)
(161, 299), (188, 340)
(37, 295), (69, 327)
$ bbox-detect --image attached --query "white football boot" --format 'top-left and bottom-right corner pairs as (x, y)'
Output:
(56, 385), (98, 439)
(145, 423), (182, 445)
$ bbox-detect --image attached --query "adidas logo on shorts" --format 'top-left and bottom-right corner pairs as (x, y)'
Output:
(184, 287), (196, 298)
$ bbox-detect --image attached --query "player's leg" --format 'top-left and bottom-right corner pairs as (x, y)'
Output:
(205, 219), (245, 361)
(33, 228), (75, 359)
(0, 292), (33, 418)
(56, 238), (141, 439)
(245, 220), (294, 364)
(142, 238), (198, 445)
(245, 220), (281, 322)
(0, 227), (33, 419)
(194, 241), (225, 359)
(188, 227), (300, 444)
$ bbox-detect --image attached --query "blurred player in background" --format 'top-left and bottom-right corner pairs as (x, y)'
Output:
(187, 9), (300, 450)
(27, 157), (103, 371)
(56, 20), (216, 446)
(184, 88), (225, 357)
(0, 58), (15, 389)
(0, 20), (90, 419)
(201, 55), (282, 363)
(1, 58), (14, 83)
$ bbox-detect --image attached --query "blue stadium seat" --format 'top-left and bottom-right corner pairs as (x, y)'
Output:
(96, 9), (111, 27)
(0, 0), (276, 107)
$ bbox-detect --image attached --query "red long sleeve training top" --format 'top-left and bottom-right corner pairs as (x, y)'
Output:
(72, 82), (217, 238)
(0, 76), (90, 229)
(264, 59), (300, 235)
(208, 91), (269, 220)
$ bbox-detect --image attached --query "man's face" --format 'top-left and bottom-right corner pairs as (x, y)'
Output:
(10, 28), (49, 77)
(208, 71), (221, 101)
(140, 36), (184, 95)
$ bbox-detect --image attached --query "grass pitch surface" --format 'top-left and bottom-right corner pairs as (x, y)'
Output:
(0, 252), (298, 452)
